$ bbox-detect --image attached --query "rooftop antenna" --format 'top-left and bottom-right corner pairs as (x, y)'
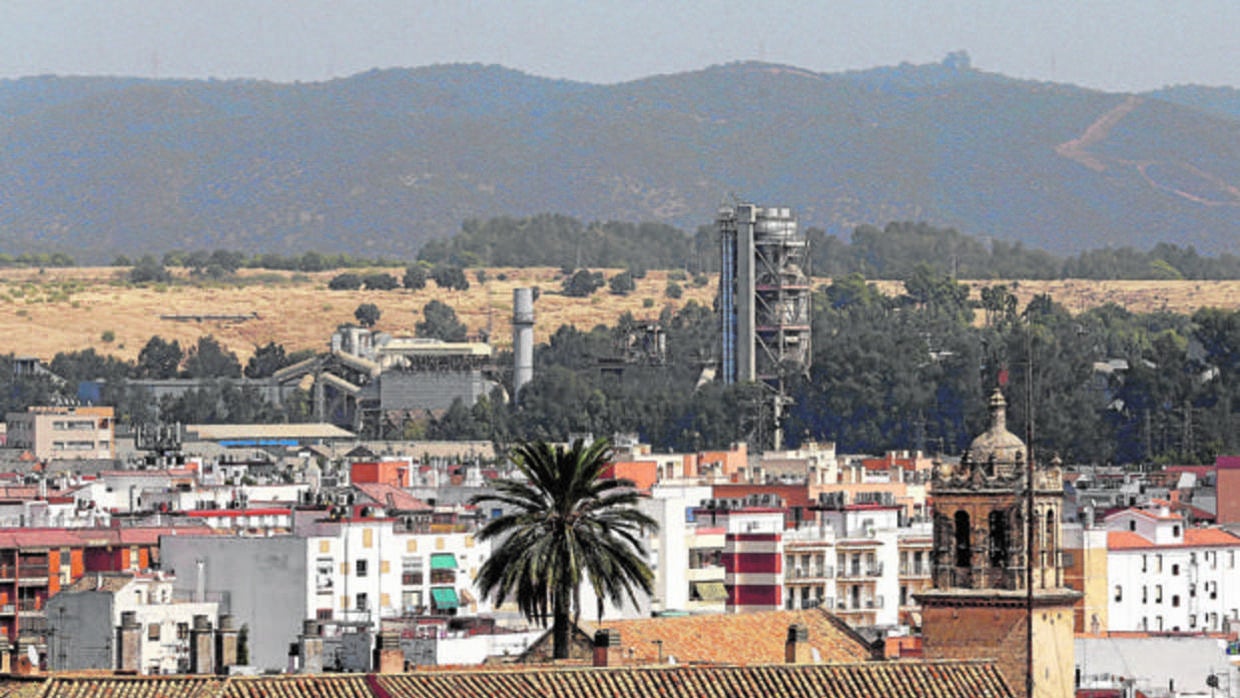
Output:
(1024, 315), (1036, 698)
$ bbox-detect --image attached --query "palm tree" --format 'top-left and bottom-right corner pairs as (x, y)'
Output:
(470, 437), (657, 659)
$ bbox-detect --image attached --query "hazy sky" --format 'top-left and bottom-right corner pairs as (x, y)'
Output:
(2, 1), (1236, 93)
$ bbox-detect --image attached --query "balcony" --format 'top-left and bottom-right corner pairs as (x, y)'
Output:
(17, 566), (49, 585)
(785, 566), (833, 581)
(899, 563), (930, 578)
(16, 599), (42, 613)
(837, 563), (884, 579)
(401, 573), (424, 586)
(833, 595), (884, 612)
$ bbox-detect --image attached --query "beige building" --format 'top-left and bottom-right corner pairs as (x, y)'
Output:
(5, 406), (115, 461)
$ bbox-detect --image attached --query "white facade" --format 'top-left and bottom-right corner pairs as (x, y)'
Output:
(782, 505), (912, 627)
(1105, 506), (1240, 633)
(300, 517), (493, 628)
(47, 572), (217, 675)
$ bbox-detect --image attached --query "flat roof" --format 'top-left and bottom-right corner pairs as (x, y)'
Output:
(186, 423), (356, 441)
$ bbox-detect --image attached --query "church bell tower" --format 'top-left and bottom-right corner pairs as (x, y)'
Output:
(917, 390), (1080, 698)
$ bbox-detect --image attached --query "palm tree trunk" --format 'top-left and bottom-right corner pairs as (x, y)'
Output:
(552, 587), (572, 660)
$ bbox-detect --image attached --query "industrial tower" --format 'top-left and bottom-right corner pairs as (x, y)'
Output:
(512, 287), (535, 404)
(717, 203), (811, 448)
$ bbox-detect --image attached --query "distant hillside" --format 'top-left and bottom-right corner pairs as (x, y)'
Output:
(0, 61), (1237, 262)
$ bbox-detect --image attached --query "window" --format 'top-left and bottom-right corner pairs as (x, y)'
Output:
(1173, 525), (1181, 537)
(1155, 616), (1164, 631)
(177, 623), (189, 640)
(1210, 582), (1218, 600)
(402, 590), (423, 613)
(1172, 564), (1180, 576)
(1142, 586), (1148, 604)
(1141, 555), (1148, 572)
(1155, 585), (1162, 604)
(356, 560), (369, 577)
(148, 623), (161, 641)
(1114, 585), (1123, 602)
(401, 557), (423, 585)
(954, 511), (971, 567)
(1190, 614), (1197, 628)
(355, 593), (368, 611)
(1129, 521), (1136, 532)
(1156, 555), (1163, 573)
(1172, 595), (1180, 608)
(316, 608), (332, 620)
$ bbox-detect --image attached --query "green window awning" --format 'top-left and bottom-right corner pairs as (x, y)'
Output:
(431, 587), (459, 610)
(694, 581), (728, 601)
(430, 553), (458, 570)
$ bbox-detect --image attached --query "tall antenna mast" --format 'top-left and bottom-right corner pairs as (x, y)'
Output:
(1024, 321), (1035, 698)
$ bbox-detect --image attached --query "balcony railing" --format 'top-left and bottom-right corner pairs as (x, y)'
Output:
(16, 565), (49, 580)
(402, 573), (424, 586)
(834, 595), (884, 612)
(17, 599), (41, 612)
(899, 563), (930, 577)
(785, 566), (833, 581)
(837, 563), (883, 579)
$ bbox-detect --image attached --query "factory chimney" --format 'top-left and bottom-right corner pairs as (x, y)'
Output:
(513, 288), (535, 404)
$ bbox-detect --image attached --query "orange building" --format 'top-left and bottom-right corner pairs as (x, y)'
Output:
(350, 460), (412, 488)
(603, 461), (658, 492)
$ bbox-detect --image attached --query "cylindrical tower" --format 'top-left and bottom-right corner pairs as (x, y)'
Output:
(512, 288), (535, 404)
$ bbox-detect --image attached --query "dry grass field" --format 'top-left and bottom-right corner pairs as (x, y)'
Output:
(0, 267), (1238, 364)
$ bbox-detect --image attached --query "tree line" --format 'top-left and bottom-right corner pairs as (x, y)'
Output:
(15, 215), (1240, 283)
(420, 271), (1240, 466)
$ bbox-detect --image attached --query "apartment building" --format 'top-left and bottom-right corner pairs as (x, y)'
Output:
(1105, 503), (1240, 632)
(5, 406), (115, 461)
(160, 508), (491, 671)
(46, 570), (218, 674)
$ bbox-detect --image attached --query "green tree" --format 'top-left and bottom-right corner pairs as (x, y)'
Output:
(328, 272), (363, 290)
(183, 336), (242, 379)
(362, 272), (399, 291)
(403, 264), (428, 290)
(562, 269), (604, 298)
(245, 342), (290, 379)
(354, 303), (381, 328)
(416, 300), (467, 341)
(136, 336), (183, 379)
(129, 256), (172, 284)
(431, 264), (470, 291)
(470, 438), (656, 659)
(608, 271), (636, 296)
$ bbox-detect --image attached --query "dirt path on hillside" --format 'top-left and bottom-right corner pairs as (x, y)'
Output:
(1054, 95), (1142, 172)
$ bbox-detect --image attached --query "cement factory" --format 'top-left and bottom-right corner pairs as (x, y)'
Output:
(95, 202), (808, 445)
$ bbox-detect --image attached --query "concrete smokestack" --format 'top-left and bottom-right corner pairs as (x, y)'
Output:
(513, 288), (535, 404)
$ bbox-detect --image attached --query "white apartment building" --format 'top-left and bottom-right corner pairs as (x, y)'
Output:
(783, 504), (915, 627)
(46, 571), (218, 674)
(161, 510), (492, 671)
(1105, 504), (1240, 633)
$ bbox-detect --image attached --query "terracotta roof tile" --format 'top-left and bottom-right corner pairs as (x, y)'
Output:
(1, 663), (1013, 698)
(1108, 531), (1153, 549)
(581, 609), (876, 665)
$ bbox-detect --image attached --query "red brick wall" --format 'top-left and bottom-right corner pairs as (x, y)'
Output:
(922, 604), (1027, 698)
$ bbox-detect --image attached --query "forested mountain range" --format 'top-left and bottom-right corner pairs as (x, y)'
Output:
(1, 59), (1237, 262)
